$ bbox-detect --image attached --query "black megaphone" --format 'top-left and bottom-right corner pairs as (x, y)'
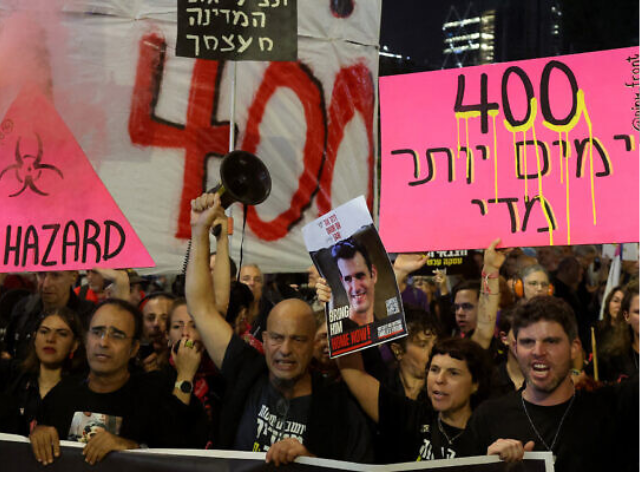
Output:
(208, 150), (272, 208)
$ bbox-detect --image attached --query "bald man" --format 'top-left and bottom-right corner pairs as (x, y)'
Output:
(186, 193), (373, 466)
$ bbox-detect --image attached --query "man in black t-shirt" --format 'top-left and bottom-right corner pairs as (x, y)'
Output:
(30, 299), (205, 466)
(187, 193), (373, 466)
(462, 296), (639, 471)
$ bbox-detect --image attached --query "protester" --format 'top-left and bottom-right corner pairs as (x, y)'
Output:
(186, 192), (374, 465)
(462, 295), (639, 471)
(163, 298), (223, 446)
(1, 307), (85, 435)
(136, 292), (175, 372)
(338, 336), (492, 462)
(492, 307), (525, 395)
(514, 264), (553, 302)
(29, 299), (206, 466)
(600, 286), (625, 325)
(597, 282), (639, 383)
(239, 263), (273, 338)
(384, 305), (440, 401)
(3, 271), (94, 361)
(310, 312), (340, 383)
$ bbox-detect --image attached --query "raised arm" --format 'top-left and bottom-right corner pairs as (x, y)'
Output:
(315, 277), (381, 423)
(471, 238), (509, 350)
(211, 214), (231, 316)
(336, 352), (381, 423)
(185, 193), (233, 368)
(95, 268), (130, 302)
(393, 254), (428, 292)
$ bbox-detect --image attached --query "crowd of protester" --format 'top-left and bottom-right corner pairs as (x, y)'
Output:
(0, 192), (637, 471)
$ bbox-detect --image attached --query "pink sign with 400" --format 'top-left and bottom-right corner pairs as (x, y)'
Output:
(379, 47), (639, 252)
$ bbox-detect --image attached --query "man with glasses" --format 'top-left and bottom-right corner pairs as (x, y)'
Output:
(29, 299), (206, 466)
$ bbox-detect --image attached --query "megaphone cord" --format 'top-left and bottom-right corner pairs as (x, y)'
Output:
(236, 204), (249, 282)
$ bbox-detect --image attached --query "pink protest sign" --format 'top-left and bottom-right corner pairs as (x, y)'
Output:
(0, 88), (155, 272)
(379, 47), (639, 252)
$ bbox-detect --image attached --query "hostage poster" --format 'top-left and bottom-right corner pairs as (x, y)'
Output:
(302, 196), (406, 357)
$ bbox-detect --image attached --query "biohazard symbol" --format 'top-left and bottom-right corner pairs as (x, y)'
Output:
(0, 133), (63, 197)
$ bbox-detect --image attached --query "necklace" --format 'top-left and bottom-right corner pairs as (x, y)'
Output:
(437, 416), (464, 445)
(520, 392), (575, 456)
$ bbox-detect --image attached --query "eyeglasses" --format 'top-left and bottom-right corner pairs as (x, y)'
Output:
(452, 302), (475, 312)
(89, 326), (131, 342)
(526, 281), (550, 289)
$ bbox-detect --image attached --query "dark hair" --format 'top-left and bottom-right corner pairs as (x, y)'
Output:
(496, 305), (517, 335)
(427, 337), (493, 409)
(619, 281), (639, 321)
(602, 286), (624, 326)
(331, 238), (373, 276)
(22, 307), (86, 375)
(93, 299), (144, 341)
(452, 280), (481, 300)
(210, 251), (238, 279)
(225, 281), (254, 325)
(392, 304), (441, 352)
(137, 291), (176, 311)
(512, 296), (578, 342)
(169, 297), (187, 324)
(602, 281), (639, 357)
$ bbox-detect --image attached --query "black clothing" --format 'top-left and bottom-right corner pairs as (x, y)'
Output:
(157, 359), (225, 446)
(377, 384), (465, 463)
(553, 279), (593, 354)
(0, 392), (20, 434)
(599, 348), (639, 383)
(38, 372), (207, 448)
(463, 382), (639, 471)
(217, 334), (374, 462)
(381, 366), (428, 403)
(490, 360), (517, 398)
(4, 289), (94, 361)
(0, 359), (41, 435)
(234, 375), (312, 451)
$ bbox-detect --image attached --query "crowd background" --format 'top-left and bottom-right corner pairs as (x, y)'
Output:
(0, 231), (637, 470)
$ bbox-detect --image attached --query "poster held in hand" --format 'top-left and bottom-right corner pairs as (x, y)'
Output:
(302, 196), (406, 358)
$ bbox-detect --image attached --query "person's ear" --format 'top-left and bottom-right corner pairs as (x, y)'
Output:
(499, 331), (509, 347)
(471, 382), (479, 394)
(390, 343), (402, 360)
(371, 265), (378, 284)
(570, 337), (581, 362)
(130, 340), (140, 359)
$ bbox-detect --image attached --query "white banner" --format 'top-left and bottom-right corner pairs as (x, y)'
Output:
(0, 0), (381, 273)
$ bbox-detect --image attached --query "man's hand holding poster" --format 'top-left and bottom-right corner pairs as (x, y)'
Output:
(302, 196), (406, 358)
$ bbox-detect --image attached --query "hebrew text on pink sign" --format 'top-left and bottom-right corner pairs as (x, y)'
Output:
(379, 47), (639, 252)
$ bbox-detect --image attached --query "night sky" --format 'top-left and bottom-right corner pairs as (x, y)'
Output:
(379, 0), (639, 70)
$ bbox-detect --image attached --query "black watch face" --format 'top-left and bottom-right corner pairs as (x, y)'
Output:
(180, 381), (192, 393)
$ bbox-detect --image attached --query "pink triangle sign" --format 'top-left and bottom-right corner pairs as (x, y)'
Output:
(0, 88), (155, 272)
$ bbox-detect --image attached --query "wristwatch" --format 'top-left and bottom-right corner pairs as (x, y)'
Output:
(174, 380), (193, 394)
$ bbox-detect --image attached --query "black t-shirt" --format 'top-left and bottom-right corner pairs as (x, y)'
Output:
(462, 382), (639, 471)
(234, 375), (311, 452)
(221, 334), (374, 462)
(38, 372), (206, 448)
(378, 384), (466, 463)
